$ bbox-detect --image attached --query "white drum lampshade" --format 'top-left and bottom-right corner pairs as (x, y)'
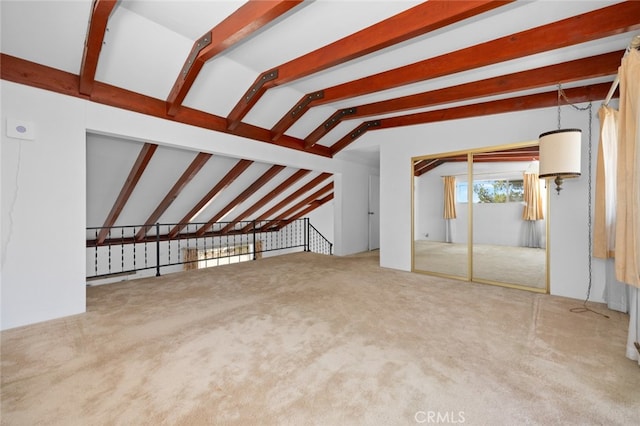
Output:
(538, 128), (582, 194)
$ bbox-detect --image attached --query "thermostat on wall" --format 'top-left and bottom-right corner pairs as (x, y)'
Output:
(6, 118), (35, 140)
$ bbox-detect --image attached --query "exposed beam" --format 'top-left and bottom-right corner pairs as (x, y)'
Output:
(258, 182), (334, 231)
(240, 172), (332, 233)
(135, 152), (212, 241)
(274, 193), (334, 230)
(196, 164), (286, 236)
(168, 159), (253, 238)
(415, 148), (540, 176)
(218, 169), (311, 234)
(0, 54), (332, 157)
(414, 159), (444, 177)
(376, 83), (612, 129)
(226, 0), (513, 132)
(305, 50), (623, 146)
(166, 0), (303, 116)
(285, 0), (640, 140)
(79, 0), (117, 95)
(331, 83), (612, 154)
(96, 143), (157, 245)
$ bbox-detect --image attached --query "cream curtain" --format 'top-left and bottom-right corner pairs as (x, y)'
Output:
(594, 106), (619, 259)
(615, 48), (640, 288)
(183, 248), (199, 271)
(595, 106), (629, 315)
(617, 48), (640, 364)
(522, 172), (543, 248)
(443, 176), (457, 219)
(522, 173), (543, 220)
(443, 176), (457, 243)
(598, 48), (640, 363)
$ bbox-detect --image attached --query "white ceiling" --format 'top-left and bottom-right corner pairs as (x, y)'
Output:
(3, 0), (635, 150)
(2, 0), (638, 232)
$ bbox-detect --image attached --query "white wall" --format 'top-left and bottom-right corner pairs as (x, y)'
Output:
(372, 103), (604, 302)
(0, 81), (367, 329)
(1, 82), (87, 329)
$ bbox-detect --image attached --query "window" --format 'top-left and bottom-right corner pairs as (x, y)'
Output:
(198, 244), (253, 269)
(457, 179), (524, 203)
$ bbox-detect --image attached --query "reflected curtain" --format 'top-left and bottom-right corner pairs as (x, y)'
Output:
(522, 172), (543, 248)
(443, 176), (457, 243)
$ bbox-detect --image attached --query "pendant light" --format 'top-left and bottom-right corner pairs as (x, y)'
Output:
(538, 84), (582, 194)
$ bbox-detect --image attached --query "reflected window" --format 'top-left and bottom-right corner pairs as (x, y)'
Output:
(457, 179), (524, 203)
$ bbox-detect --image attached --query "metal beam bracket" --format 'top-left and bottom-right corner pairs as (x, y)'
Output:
(324, 107), (356, 129)
(350, 120), (380, 139)
(245, 69), (279, 102)
(180, 33), (212, 79)
(291, 91), (324, 117)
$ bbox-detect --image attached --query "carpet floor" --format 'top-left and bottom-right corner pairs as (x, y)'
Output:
(1, 251), (638, 425)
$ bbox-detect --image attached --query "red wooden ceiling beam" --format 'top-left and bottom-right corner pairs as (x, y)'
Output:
(135, 152), (212, 241)
(414, 150), (539, 176)
(322, 2), (640, 104)
(258, 182), (334, 231)
(218, 169), (311, 234)
(275, 193), (334, 230)
(226, 0), (513, 131)
(306, 50), (624, 146)
(331, 82), (611, 154)
(414, 159), (444, 177)
(96, 143), (157, 244)
(168, 159), (253, 238)
(240, 172), (332, 233)
(286, 0), (640, 141)
(196, 164), (286, 236)
(79, 0), (117, 95)
(166, 0), (303, 116)
(1, 54), (331, 157)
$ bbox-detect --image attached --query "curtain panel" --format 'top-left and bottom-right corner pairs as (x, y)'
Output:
(443, 176), (457, 243)
(594, 106), (619, 259)
(522, 173), (543, 220)
(183, 248), (199, 271)
(443, 176), (457, 219)
(615, 48), (640, 288)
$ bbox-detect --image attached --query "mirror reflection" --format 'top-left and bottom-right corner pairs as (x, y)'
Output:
(413, 153), (469, 279)
(470, 148), (547, 289)
(413, 145), (547, 292)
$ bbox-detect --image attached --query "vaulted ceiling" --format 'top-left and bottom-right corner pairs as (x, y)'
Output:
(2, 1), (638, 239)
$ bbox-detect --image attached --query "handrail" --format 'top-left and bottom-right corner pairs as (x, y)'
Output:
(86, 218), (332, 280)
(308, 222), (333, 255)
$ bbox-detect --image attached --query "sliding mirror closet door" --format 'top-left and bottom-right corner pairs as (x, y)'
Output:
(413, 154), (469, 279)
(471, 147), (548, 291)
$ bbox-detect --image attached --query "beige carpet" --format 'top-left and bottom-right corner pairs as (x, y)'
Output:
(1, 252), (638, 425)
(414, 241), (546, 289)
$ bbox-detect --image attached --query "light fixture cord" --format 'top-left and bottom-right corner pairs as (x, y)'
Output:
(557, 88), (609, 319)
(557, 83), (562, 130)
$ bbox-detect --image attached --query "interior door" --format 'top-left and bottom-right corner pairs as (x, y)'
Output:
(368, 174), (380, 250)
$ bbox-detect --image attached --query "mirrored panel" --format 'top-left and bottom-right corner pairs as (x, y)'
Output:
(412, 144), (548, 293)
(471, 147), (547, 290)
(413, 153), (469, 279)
